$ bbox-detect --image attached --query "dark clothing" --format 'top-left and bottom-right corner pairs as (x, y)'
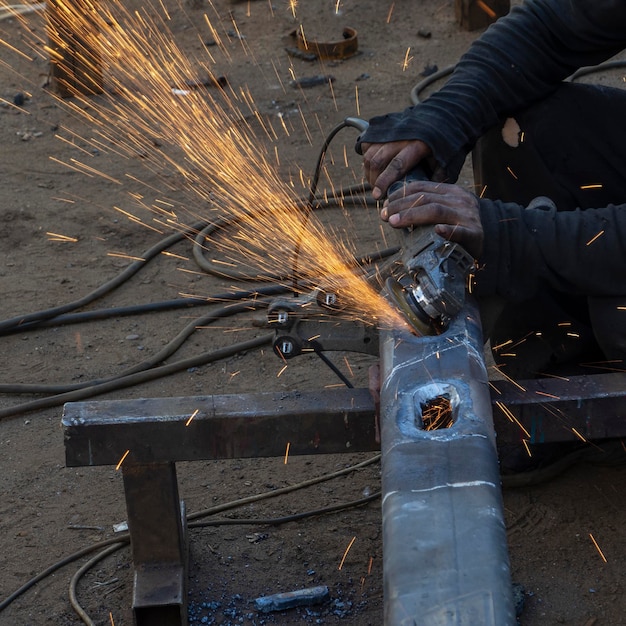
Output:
(359, 0), (626, 368)
(361, 0), (626, 179)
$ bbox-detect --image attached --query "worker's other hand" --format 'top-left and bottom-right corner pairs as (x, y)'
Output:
(362, 139), (437, 200)
(381, 180), (484, 259)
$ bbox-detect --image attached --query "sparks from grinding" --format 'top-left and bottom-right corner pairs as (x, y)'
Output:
(386, 3), (395, 23)
(586, 230), (605, 246)
(284, 441), (290, 464)
(589, 533), (608, 563)
(338, 536), (357, 570)
(115, 449), (130, 470)
(46, 232), (78, 242)
(401, 47), (413, 71)
(2, 0), (409, 332)
(477, 0), (496, 19)
(185, 409), (199, 427)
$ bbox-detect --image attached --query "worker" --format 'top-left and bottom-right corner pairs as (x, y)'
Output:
(358, 0), (626, 472)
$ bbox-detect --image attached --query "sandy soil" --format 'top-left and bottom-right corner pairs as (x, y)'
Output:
(1, 0), (625, 625)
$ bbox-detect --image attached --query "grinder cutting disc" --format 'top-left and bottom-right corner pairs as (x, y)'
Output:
(385, 277), (436, 337)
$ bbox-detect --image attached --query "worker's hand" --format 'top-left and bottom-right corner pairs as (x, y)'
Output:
(381, 180), (484, 259)
(362, 139), (436, 200)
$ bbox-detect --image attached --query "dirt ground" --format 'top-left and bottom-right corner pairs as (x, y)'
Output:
(1, 0), (625, 625)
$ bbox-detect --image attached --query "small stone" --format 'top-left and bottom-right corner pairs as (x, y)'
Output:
(13, 93), (25, 106)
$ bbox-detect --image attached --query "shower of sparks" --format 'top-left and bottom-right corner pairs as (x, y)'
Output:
(589, 533), (608, 563)
(338, 536), (356, 570)
(0, 0), (409, 331)
(185, 408), (199, 426)
(495, 400), (531, 438)
(115, 449), (130, 470)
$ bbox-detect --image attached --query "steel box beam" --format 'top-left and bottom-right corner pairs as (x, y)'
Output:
(62, 388), (378, 467)
(491, 372), (626, 443)
(378, 298), (517, 625)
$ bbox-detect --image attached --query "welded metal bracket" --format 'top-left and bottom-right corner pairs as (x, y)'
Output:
(62, 388), (378, 626)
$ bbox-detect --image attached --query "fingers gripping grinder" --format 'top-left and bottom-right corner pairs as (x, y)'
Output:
(350, 117), (475, 336)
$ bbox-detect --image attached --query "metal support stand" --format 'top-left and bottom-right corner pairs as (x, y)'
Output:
(62, 355), (626, 624)
(122, 463), (188, 626)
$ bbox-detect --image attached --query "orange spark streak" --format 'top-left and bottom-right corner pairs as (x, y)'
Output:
(586, 230), (605, 246)
(107, 252), (146, 262)
(185, 409), (199, 427)
(386, 3), (395, 23)
(109, 612), (116, 626)
(284, 442), (290, 464)
(506, 166), (518, 180)
(580, 184), (603, 190)
(571, 428), (587, 442)
(115, 449), (130, 470)
(46, 232), (78, 242)
(401, 47), (412, 71)
(338, 536), (357, 570)
(589, 533), (608, 563)
(476, 0), (496, 18)
(495, 401), (531, 438)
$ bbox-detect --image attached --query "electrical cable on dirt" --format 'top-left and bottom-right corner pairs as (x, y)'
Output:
(7, 285), (288, 334)
(0, 332), (273, 420)
(0, 221), (209, 336)
(0, 299), (276, 397)
(69, 542), (127, 626)
(0, 453), (381, 615)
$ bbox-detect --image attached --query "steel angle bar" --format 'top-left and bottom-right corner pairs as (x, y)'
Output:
(379, 297), (516, 625)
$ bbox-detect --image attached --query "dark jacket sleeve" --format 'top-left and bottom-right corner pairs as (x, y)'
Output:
(474, 198), (626, 299)
(360, 0), (626, 179)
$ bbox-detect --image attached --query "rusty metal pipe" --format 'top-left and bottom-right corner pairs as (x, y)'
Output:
(379, 296), (516, 625)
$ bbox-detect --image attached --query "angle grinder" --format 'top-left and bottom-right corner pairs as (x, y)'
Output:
(349, 117), (475, 336)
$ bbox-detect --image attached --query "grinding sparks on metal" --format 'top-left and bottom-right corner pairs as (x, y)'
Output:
(338, 536), (356, 570)
(589, 533), (608, 563)
(4, 0), (409, 331)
